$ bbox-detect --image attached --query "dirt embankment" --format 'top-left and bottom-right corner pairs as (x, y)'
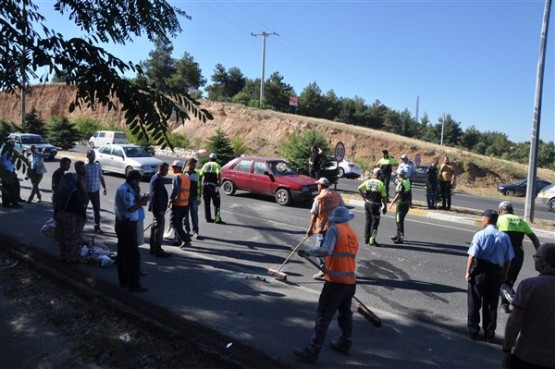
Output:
(1, 84), (554, 193)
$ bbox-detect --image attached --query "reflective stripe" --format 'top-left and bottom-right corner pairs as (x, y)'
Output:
(324, 223), (359, 284)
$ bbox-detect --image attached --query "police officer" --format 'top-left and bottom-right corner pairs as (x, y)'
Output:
(375, 149), (397, 198)
(358, 168), (388, 246)
(465, 209), (514, 342)
(389, 169), (411, 244)
(200, 153), (224, 224)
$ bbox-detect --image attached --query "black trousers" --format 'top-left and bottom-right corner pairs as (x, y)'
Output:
(115, 219), (140, 289)
(467, 263), (502, 335)
(171, 205), (191, 243)
(500, 247), (524, 306)
(439, 181), (451, 209)
(381, 173), (391, 197)
(395, 202), (409, 235)
(307, 282), (356, 355)
(203, 184), (221, 220)
(363, 201), (381, 243)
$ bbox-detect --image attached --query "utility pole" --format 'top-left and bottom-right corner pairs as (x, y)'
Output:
(21, 1), (27, 126)
(524, 0), (551, 223)
(415, 95), (419, 123)
(440, 113), (445, 146)
(251, 31), (278, 108)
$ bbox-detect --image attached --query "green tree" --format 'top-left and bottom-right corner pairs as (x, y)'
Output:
(74, 117), (103, 144)
(280, 129), (330, 176)
(231, 137), (248, 156)
(321, 90), (340, 121)
(538, 140), (555, 170)
(205, 64), (246, 101)
(21, 108), (47, 136)
(2, 0), (212, 149)
(460, 125), (482, 151)
(206, 129), (234, 166)
(47, 116), (80, 150)
(263, 72), (295, 112)
(298, 82), (324, 118)
(167, 52), (207, 93)
(0, 119), (18, 140)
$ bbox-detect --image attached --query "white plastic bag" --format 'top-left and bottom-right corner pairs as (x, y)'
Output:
(41, 218), (56, 238)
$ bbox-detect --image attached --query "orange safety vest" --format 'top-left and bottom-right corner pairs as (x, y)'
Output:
(312, 189), (342, 234)
(172, 173), (191, 207)
(324, 223), (359, 285)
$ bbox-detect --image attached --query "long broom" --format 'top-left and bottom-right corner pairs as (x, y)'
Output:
(267, 235), (310, 281)
(300, 254), (382, 328)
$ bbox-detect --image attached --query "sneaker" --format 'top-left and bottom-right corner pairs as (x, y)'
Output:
(215, 219), (226, 224)
(329, 341), (350, 356)
(312, 271), (325, 280)
(155, 250), (171, 258)
(193, 233), (202, 240)
(180, 240), (191, 249)
(292, 348), (317, 364)
(391, 235), (399, 241)
(206, 218), (215, 223)
(393, 238), (404, 244)
(500, 284), (516, 303)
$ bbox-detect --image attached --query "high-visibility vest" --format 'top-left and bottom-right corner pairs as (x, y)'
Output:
(172, 173), (191, 207)
(324, 223), (359, 285)
(312, 190), (342, 234)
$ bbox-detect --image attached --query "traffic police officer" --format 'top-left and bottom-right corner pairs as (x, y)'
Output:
(199, 153), (224, 224)
(358, 168), (388, 246)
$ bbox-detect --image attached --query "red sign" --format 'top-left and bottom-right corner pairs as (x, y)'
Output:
(334, 141), (345, 162)
(289, 96), (298, 107)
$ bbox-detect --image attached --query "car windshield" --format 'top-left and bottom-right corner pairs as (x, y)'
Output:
(21, 136), (47, 144)
(269, 160), (297, 176)
(514, 179), (527, 185)
(123, 146), (151, 157)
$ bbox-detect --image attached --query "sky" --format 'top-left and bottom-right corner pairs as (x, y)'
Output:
(34, 0), (554, 143)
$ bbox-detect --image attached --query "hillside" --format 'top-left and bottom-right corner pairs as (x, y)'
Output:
(1, 84), (554, 195)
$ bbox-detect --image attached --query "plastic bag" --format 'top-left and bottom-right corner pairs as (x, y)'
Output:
(41, 218), (56, 238)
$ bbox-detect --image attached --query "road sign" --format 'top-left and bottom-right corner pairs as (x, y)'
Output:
(334, 141), (345, 162)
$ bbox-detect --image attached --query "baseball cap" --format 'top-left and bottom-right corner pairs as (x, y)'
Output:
(482, 209), (498, 219)
(499, 201), (513, 211)
(317, 177), (330, 186)
(400, 154), (408, 159)
(209, 153), (217, 160)
(372, 167), (382, 174)
(172, 160), (184, 167)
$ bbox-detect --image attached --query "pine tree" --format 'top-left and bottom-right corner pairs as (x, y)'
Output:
(47, 116), (81, 150)
(21, 108), (47, 136)
(206, 129), (235, 166)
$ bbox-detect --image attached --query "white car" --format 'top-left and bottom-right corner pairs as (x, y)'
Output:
(95, 144), (162, 177)
(537, 183), (555, 212)
(326, 158), (363, 179)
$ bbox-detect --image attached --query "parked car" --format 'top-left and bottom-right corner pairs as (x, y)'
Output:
(94, 144), (162, 177)
(391, 166), (428, 187)
(88, 130), (128, 148)
(7, 133), (58, 160)
(325, 157), (363, 179)
(537, 183), (555, 212)
(221, 156), (319, 206)
(496, 178), (551, 197)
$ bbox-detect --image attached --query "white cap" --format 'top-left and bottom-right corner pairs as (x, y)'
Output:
(172, 160), (184, 167)
(317, 177), (330, 186)
(400, 154), (408, 159)
(209, 153), (217, 160)
(372, 167), (381, 174)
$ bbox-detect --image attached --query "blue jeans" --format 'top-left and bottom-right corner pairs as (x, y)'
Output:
(183, 198), (199, 234)
(88, 190), (101, 227)
(426, 184), (438, 208)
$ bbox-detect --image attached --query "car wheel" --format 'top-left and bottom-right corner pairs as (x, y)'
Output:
(275, 188), (291, 206)
(222, 180), (236, 195)
(505, 189), (515, 196)
(549, 198), (555, 212)
(125, 166), (134, 177)
(337, 167), (345, 178)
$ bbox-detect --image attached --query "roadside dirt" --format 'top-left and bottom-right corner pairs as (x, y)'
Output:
(0, 248), (240, 369)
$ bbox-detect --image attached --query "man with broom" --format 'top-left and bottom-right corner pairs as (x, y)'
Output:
(293, 206), (360, 364)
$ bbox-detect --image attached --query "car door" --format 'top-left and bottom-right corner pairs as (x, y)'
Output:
(111, 146), (126, 174)
(230, 159), (253, 191)
(250, 160), (274, 195)
(96, 146), (114, 173)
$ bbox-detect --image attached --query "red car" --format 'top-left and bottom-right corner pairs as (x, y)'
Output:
(221, 156), (319, 206)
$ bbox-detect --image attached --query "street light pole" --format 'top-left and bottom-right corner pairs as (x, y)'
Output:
(524, 0), (552, 223)
(251, 32), (278, 108)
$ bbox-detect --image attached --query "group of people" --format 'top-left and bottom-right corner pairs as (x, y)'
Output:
(114, 153), (225, 292)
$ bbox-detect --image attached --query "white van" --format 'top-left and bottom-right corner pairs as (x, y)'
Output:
(88, 131), (128, 148)
(537, 183), (555, 212)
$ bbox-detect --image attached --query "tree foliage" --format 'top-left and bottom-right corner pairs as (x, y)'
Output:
(1, 0), (212, 149)
(47, 116), (80, 150)
(21, 108), (47, 136)
(206, 129), (235, 166)
(74, 117), (103, 143)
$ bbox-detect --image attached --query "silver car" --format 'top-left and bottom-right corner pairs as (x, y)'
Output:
(94, 144), (162, 177)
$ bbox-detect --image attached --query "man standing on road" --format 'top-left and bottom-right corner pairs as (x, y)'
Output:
(389, 169), (411, 244)
(439, 156), (456, 210)
(306, 177), (344, 279)
(358, 168), (388, 246)
(148, 162), (171, 258)
(465, 209), (514, 342)
(497, 201), (541, 313)
(169, 160), (192, 249)
(52, 157), (71, 216)
(200, 153), (224, 224)
(397, 154), (416, 207)
(84, 149), (107, 233)
(501, 243), (555, 369)
(183, 158), (202, 240)
(426, 157), (439, 209)
(376, 149), (397, 198)
(115, 170), (150, 292)
(308, 145), (321, 179)
(293, 206), (360, 364)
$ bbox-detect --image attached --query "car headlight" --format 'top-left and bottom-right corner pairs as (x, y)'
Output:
(300, 186), (309, 193)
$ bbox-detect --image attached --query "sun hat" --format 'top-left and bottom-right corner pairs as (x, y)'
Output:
(329, 206), (355, 223)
